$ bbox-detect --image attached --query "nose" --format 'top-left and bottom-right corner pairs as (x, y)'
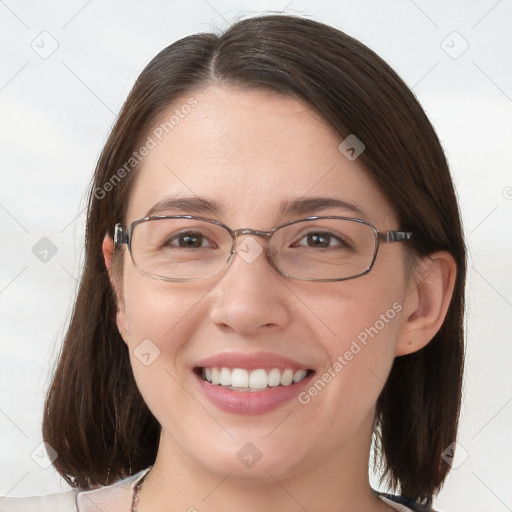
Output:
(208, 235), (292, 336)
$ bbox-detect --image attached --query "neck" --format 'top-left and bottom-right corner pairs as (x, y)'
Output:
(137, 410), (388, 512)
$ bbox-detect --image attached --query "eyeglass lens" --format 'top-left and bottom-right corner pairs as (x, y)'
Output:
(129, 217), (377, 281)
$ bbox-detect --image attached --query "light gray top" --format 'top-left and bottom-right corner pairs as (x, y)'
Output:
(0, 470), (144, 512)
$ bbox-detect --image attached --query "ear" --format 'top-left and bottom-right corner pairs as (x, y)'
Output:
(102, 233), (128, 342)
(395, 251), (457, 356)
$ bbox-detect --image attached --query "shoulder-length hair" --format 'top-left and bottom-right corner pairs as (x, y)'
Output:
(43, 14), (465, 507)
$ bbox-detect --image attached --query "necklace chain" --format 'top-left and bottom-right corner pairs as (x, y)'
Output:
(130, 467), (151, 512)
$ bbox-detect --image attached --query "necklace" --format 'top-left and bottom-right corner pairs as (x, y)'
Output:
(130, 467), (151, 512)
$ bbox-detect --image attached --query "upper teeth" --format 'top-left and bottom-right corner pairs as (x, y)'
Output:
(202, 367), (308, 389)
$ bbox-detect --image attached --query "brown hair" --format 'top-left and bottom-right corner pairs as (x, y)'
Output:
(43, 14), (465, 506)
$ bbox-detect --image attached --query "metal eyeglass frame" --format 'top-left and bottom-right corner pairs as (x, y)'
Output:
(114, 215), (413, 282)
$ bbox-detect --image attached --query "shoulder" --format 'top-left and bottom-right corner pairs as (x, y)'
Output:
(0, 490), (78, 511)
(0, 469), (149, 512)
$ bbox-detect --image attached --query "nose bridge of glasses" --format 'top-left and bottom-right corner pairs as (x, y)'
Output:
(232, 228), (273, 240)
(228, 228), (273, 264)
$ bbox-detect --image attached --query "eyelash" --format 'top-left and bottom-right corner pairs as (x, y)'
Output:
(163, 229), (352, 251)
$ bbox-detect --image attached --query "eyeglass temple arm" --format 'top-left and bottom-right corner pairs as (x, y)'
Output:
(379, 231), (413, 243)
(114, 223), (129, 245)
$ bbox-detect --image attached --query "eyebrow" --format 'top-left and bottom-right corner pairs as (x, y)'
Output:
(146, 196), (223, 217)
(145, 195), (366, 219)
(279, 197), (367, 218)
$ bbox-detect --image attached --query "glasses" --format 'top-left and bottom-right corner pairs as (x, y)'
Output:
(114, 215), (412, 282)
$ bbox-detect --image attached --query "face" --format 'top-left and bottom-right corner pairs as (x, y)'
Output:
(113, 86), (414, 481)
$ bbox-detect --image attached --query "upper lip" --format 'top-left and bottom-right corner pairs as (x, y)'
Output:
(194, 351), (314, 372)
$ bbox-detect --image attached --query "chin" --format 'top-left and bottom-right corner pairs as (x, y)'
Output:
(189, 435), (310, 482)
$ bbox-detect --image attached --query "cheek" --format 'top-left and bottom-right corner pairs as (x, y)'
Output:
(323, 297), (402, 397)
(122, 268), (206, 342)
(120, 273), (208, 408)
(299, 278), (404, 413)
(317, 245), (408, 356)
(307, 275), (404, 353)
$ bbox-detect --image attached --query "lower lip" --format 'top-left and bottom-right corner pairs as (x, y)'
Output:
(194, 370), (314, 414)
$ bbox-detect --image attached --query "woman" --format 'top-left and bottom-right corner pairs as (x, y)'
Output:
(1, 14), (465, 512)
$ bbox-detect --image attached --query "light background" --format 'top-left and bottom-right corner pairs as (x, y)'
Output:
(0, 1), (511, 511)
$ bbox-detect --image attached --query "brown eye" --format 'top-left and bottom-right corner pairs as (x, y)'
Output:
(295, 231), (349, 249)
(166, 231), (214, 249)
(306, 233), (332, 248)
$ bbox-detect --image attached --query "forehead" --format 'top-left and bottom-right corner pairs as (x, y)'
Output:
(125, 86), (397, 228)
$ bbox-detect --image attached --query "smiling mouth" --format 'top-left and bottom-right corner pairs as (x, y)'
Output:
(194, 366), (315, 391)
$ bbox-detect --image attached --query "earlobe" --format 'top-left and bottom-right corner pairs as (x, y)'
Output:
(396, 251), (457, 356)
(102, 233), (116, 289)
(102, 233), (128, 342)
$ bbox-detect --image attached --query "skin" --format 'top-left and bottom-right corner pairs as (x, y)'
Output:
(103, 86), (456, 512)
